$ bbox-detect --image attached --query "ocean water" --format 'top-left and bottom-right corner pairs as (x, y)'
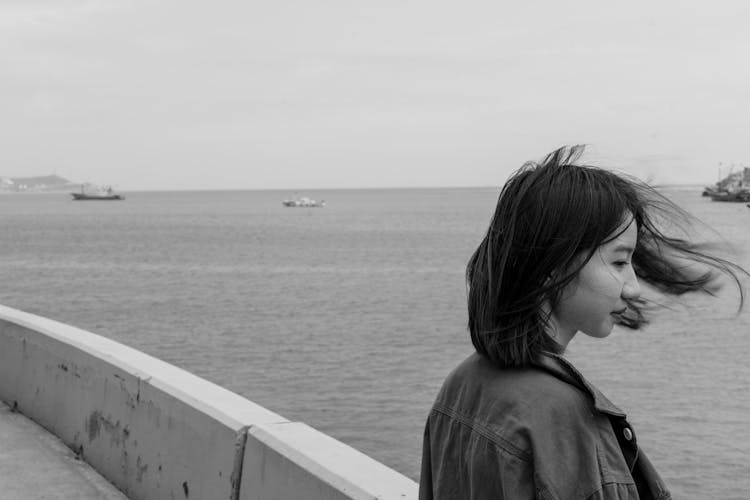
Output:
(1, 187), (748, 499)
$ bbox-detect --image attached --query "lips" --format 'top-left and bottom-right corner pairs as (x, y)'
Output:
(611, 307), (628, 316)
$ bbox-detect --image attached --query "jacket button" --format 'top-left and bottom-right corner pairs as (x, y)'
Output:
(623, 427), (633, 441)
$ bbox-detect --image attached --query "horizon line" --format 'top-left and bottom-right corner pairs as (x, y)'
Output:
(1, 183), (711, 194)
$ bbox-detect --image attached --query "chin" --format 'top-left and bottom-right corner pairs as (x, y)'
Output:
(584, 326), (615, 339)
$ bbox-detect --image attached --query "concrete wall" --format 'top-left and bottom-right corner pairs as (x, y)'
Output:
(0, 305), (418, 500)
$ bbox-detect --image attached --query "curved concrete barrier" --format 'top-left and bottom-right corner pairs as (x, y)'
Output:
(0, 305), (418, 500)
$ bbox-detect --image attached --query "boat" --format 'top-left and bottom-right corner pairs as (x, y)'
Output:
(703, 165), (750, 201)
(702, 186), (720, 197)
(705, 189), (750, 202)
(282, 196), (325, 207)
(70, 185), (124, 201)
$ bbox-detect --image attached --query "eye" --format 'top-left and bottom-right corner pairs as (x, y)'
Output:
(613, 260), (630, 268)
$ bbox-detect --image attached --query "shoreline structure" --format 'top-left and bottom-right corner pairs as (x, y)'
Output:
(0, 304), (417, 499)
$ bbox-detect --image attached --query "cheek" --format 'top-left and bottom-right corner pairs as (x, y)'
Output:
(556, 290), (593, 322)
(579, 268), (623, 297)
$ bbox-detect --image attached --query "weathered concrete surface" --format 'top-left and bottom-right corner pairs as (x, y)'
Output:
(0, 401), (128, 500)
(242, 421), (418, 500)
(0, 305), (288, 500)
(0, 304), (419, 500)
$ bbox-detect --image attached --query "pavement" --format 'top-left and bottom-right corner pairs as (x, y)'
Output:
(0, 401), (128, 500)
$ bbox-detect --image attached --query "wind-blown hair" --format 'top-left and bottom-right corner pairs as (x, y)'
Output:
(466, 145), (747, 368)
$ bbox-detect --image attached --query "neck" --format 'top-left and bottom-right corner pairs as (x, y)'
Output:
(546, 315), (576, 349)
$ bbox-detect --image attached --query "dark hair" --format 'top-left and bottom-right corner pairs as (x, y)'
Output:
(466, 145), (747, 368)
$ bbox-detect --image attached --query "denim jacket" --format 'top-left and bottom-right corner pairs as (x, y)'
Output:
(419, 352), (672, 499)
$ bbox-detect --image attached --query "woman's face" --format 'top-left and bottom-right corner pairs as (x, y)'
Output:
(549, 217), (641, 347)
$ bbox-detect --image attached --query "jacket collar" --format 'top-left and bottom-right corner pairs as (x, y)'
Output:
(532, 352), (626, 418)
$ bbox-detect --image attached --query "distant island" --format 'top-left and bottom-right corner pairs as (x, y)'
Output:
(0, 175), (81, 193)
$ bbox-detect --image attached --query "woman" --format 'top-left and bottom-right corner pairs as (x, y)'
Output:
(419, 146), (746, 499)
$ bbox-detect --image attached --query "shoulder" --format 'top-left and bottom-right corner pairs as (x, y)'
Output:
(430, 353), (595, 452)
(436, 353), (592, 417)
(424, 353), (638, 500)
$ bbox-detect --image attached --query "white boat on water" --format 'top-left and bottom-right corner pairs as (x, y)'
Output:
(282, 196), (325, 207)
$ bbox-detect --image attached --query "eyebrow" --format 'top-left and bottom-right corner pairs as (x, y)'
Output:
(612, 244), (635, 254)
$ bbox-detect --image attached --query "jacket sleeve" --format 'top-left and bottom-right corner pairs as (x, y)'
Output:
(419, 414), (538, 500)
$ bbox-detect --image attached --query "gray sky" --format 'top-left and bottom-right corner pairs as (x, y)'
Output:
(3, 0), (750, 190)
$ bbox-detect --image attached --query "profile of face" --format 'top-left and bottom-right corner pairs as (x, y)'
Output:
(549, 216), (642, 347)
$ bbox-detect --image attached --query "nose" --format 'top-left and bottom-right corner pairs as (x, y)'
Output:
(622, 270), (641, 300)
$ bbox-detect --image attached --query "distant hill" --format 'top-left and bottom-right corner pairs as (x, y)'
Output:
(0, 174), (80, 192)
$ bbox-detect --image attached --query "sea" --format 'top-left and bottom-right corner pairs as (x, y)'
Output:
(1, 187), (748, 499)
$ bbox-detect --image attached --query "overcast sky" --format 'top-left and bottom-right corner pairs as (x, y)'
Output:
(3, 0), (750, 190)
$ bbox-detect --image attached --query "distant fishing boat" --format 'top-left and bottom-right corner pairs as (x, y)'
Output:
(703, 165), (750, 202)
(702, 186), (720, 197)
(704, 189), (750, 202)
(71, 185), (124, 201)
(282, 196), (324, 207)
